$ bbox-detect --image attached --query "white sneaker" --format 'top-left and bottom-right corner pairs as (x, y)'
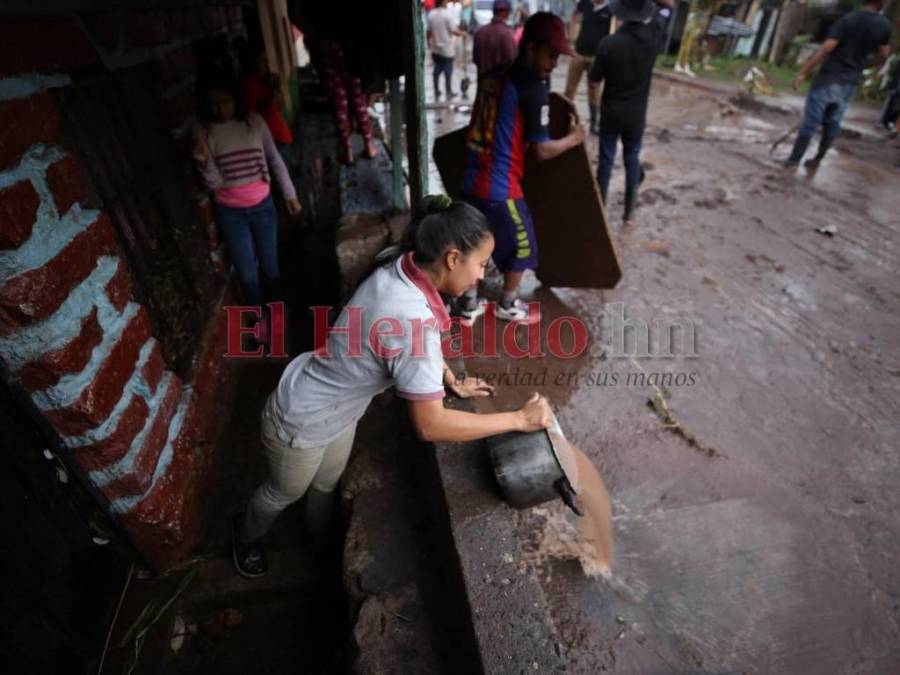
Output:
(456, 298), (486, 325)
(495, 299), (540, 323)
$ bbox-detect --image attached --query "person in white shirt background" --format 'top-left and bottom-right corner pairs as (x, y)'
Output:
(428, 0), (467, 98)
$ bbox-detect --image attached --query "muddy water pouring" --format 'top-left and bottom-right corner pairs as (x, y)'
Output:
(487, 413), (614, 573)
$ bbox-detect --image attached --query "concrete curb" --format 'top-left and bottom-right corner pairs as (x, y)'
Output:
(429, 396), (566, 674)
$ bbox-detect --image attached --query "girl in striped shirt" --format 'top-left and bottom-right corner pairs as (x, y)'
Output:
(193, 72), (301, 331)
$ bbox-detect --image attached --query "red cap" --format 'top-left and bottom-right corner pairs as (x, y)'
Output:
(521, 12), (575, 57)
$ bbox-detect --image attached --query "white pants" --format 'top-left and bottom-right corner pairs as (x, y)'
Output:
(241, 412), (357, 542)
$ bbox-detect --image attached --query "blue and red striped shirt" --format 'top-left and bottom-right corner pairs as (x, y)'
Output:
(461, 62), (550, 201)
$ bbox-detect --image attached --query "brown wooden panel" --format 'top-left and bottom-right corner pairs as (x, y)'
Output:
(432, 93), (621, 290)
(432, 126), (468, 201)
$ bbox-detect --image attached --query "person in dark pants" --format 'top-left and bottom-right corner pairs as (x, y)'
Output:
(878, 53), (899, 136)
(565, 0), (613, 135)
(786, 0), (891, 169)
(428, 0), (465, 99)
(589, 0), (672, 225)
(193, 72), (301, 341)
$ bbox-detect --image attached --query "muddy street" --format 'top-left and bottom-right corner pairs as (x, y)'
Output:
(430, 64), (900, 673)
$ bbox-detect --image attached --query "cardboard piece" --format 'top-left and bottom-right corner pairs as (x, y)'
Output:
(432, 93), (621, 290)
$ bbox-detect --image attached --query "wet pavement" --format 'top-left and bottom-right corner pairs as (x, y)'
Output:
(431, 58), (900, 673)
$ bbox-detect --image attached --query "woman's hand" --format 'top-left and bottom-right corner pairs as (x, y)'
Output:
(191, 125), (208, 164)
(445, 372), (495, 399)
(516, 393), (553, 433)
(286, 198), (302, 216)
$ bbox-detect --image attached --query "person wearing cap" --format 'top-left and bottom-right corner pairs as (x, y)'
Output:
(589, 0), (673, 226)
(473, 0), (517, 78)
(565, 0), (614, 136)
(459, 12), (587, 323)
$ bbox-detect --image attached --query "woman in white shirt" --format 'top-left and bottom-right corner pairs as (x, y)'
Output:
(232, 195), (552, 578)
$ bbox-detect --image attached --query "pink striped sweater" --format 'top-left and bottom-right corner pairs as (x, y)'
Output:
(198, 112), (297, 205)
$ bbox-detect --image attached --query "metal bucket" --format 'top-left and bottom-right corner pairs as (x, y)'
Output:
(487, 427), (581, 515)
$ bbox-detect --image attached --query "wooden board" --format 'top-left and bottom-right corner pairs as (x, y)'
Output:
(432, 93), (622, 289)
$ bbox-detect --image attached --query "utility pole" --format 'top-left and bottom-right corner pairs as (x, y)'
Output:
(404, 0), (429, 213)
(388, 78), (406, 211)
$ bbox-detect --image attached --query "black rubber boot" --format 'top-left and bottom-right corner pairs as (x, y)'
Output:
(784, 133), (812, 167)
(804, 134), (835, 169)
(589, 105), (599, 136)
(623, 187), (638, 223)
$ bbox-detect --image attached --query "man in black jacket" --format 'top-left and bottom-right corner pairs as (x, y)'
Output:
(589, 0), (672, 225)
(565, 0), (614, 135)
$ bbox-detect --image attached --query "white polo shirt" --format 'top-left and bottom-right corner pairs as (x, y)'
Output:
(267, 252), (450, 448)
(428, 7), (457, 59)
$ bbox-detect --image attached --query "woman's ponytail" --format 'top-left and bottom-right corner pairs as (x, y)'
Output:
(372, 194), (490, 269)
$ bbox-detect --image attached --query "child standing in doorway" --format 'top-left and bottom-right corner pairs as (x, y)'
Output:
(193, 71), (302, 339)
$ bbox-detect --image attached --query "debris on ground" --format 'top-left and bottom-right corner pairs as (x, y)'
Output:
(743, 66), (774, 97)
(631, 359), (720, 458)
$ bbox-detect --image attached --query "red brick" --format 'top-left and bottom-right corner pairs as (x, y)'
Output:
(73, 395), (150, 472)
(156, 305), (229, 479)
(141, 341), (166, 395)
(184, 306), (229, 438)
(105, 259), (133, 312)
(100, 375), (183, 501)
(0, 213), (118, 334)
(0, 93), (62, 171)
(119, 427), (198, 570)
(44, 308), (152, 436)
(125, 11), (168, 48)
(45, 155), (87, 216)
(18, 307), (102, 391)
(0, 19), (97, 78)
(116, 294), (237, 571)
(0, 180), (40, 249)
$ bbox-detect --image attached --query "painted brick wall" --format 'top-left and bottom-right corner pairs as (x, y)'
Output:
(0, 6), (244, 570)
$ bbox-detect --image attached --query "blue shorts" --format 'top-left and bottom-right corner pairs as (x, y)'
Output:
(463, 196), (538, 274)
